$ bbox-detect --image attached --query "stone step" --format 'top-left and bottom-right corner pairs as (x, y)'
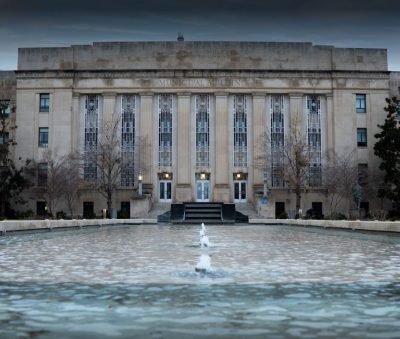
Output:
(185, 209), (221, 213)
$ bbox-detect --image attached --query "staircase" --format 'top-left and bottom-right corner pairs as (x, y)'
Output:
(184, 203), (223, 224)
(164, 202), (246, 224)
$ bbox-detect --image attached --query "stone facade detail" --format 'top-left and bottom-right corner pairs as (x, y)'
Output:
(9, 41), (400, 217)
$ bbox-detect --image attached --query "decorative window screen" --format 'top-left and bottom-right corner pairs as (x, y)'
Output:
(233, 95), (247, 167)
(270, 95), (285, 187)
(307, 95), (322, 186)
(84, 95), (99, 181)
(158, 94), (173, 167)
(121, 95), (136, 187)
(195, 94), (210, 168)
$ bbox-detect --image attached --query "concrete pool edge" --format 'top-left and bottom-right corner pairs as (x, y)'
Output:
(0, 219), (157, 235)
(0, 218), (399, 235)
(250, 218), (400, 233)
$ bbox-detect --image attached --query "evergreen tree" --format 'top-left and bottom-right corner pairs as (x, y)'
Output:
(373, 97), (400, 214)
(0, 101), (30, 218)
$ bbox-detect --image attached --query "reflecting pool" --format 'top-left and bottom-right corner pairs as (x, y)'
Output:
(0, 225), (400, 338)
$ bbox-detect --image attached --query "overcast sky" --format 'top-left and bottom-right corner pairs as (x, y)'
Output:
(0, 0), (399, 70)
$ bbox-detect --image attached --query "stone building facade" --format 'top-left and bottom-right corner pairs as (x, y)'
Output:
(11, 41), (400, 217)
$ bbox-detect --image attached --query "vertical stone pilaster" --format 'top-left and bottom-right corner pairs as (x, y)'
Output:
(326, 94), (334, 152)
(214, 92), (230, 202)
(139, 92), (154, 186)
(252, 94), (266, 192)
(175, 92), (192, 202)
(71, 92), (80, 153)
(289, 93), (304, 128)
(102, 92), (117, 122)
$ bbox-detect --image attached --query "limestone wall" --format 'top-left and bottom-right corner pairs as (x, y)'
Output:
(18, 42), (388, 72)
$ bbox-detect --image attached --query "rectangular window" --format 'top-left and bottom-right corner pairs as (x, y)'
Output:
(84, 95), (99, 181)
(307, 95), (322, 186)
(37, 162), (48, 186)
(38, 127), (48, 147)
(158, 94), (173, 167)
(270, 95), (285, 187)
(0, 132), (9, 145)
(36, 201), (47, 216)
(0, 100), (11, 115)
(233, 95), (247, 167)
(356, 94), (366, 113)
(195, 94), (210, 168)
(121, 95), (135, 187)
(39, 93), (50, 112)
(357, 128), (367, 147)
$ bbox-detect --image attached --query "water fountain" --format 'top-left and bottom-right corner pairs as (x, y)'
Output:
(0, 224), (399, 338)
(195, 254), (212, 274)
(199, 222), (210, 248)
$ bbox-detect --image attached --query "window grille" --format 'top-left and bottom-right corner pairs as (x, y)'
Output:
(270, 95), (285, 187)
(158, 94), (173, 167)
(121, 95), (136, 187)
(195, 94), (210, 168)
(307, 95), (322, 186)
(84, 95), (99, 181)
(233, 95), (247, 167)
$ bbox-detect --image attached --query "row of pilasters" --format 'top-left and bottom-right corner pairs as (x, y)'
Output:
(71, 91), (335, 204)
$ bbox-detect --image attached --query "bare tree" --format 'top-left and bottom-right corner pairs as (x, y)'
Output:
(279, 120), (311, 216)
(256, 117), (312, 216)
(83, 116), (122, 215)
(63, 153), (82, 217)
(36, 150), (70, 217)
(323, 150), (358, 218)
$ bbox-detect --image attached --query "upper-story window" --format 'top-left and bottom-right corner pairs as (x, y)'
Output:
(307, 95), (322, 187)
(0, 100), (11, 116)
(158, 94), (173, 167)
(195, 94), (210, 168)
(38, 127), (48, 147)
(270, 95), (285, 187)
(233, 95), (247, 167)
(39, 93), (50, 112)
(84, 95), (99, 181)
(121, 95), (136, 187)
(356, 94), (366, 113)
(357, 128), (367, 147)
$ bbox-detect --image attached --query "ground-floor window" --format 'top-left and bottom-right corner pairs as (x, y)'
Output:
(83, 201), (95, 219)
(36, 201), (46, 216)
(275, 202), (286, 218)
(120, 201), (130, 218)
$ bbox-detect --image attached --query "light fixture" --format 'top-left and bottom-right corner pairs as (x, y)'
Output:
(138, 174), (143, 196)
(164, 173), (170, 179)
(200, 173), (206, 180)
(236, 173), (242, 179)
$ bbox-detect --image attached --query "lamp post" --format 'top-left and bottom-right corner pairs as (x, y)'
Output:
(138, 174), (143, 196)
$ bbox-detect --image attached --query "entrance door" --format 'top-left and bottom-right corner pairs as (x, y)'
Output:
(196, 180), (209, 202)
(159, 180), (172, 202)
(234, 180), (247, 202)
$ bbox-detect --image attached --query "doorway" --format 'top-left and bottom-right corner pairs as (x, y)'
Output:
(196, 180), (210, 202)
(234, 180), (247, 202)
(159, 180), (172, 202)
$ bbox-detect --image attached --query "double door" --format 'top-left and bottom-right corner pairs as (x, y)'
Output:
(196, 180), (209, 202)
(159, 180), (172, 202)
(234, 180), (247, 202)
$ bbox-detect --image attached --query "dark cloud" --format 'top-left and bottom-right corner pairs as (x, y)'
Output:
(0, 0), (399, 70)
